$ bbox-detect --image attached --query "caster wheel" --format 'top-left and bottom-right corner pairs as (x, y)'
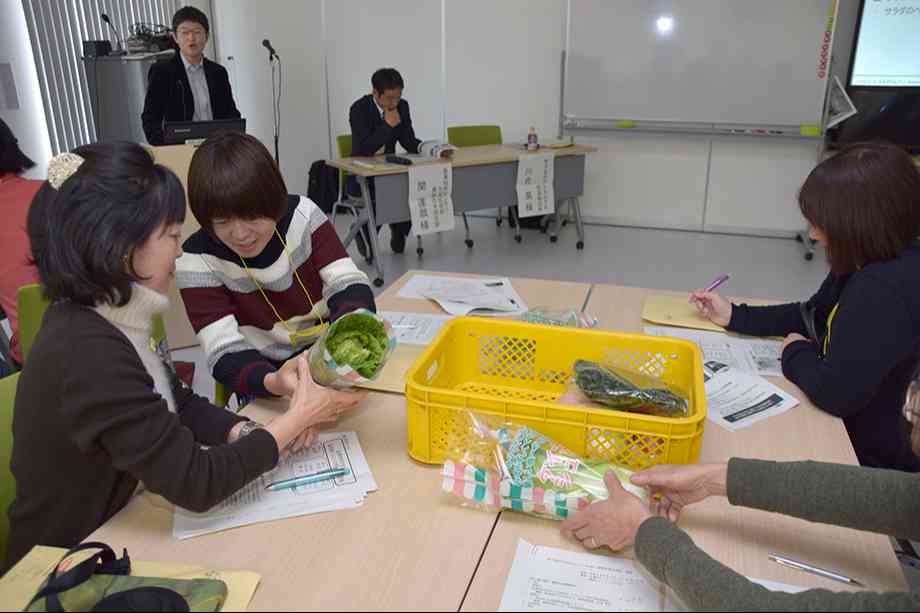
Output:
(465, 239), (474, 248)
(576, 241), (585, 250)
(805, 252), (814, 261)
(373, 277), (384, 287)
(561, 220), (569, 227)
(795, 234), (804, 243)
(540, 227), (548, 234)
(417, 248), (424, 256)
(515, 235), (523, 243)
(496, 219), (503, 227)
(550, 236), (558, 243)
(364, 255), (374, 265)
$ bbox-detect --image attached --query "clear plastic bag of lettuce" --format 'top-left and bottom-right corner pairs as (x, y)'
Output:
(519, 307), (599, 329)
(441, 413), (648, 520)
(307, 309), (397, 388)
(558, 359), (689, 418)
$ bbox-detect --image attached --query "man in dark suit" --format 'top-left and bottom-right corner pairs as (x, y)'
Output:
(348, 68), (422, 255)
(141, 6), (240, 145)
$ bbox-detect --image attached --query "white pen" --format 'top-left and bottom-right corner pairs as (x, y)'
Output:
(768, 554), (864, 587)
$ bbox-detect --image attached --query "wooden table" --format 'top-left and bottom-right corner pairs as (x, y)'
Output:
(327, 144), (596, 287)
(87, 392), (496, 612)
(364, 271), (593, 394)
(462, 283), (906, 610)
(49, 277), (905, 610)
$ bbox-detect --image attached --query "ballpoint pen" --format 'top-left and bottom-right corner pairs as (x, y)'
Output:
(265, 468), (350, 492)
(689, 273), (731, 303)
(768, 554), (864, 587)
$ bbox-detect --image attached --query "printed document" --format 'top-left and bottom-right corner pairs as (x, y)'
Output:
(173, 431), (376, 539)
(380, 311), (453, 346)
(645, 326), (782, 377)
(397, 275), (528, 317)
(703, 361), (799, 432)
(499, 540), (806, 612)
(408, 162), (455, 236)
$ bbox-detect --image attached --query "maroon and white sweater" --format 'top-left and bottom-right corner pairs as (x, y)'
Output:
(176, 195), (375, 396)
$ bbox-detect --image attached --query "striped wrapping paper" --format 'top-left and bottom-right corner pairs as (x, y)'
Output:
(441, 461), (592, 520)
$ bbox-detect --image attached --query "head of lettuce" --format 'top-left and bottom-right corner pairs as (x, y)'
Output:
(308, 309), (394, 387)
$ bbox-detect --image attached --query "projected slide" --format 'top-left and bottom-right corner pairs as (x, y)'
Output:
(850, 0), (920, 87)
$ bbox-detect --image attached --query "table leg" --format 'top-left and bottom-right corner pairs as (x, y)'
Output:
(572, 196), (585, 250)
(358, 176), (386, 287)
(548, 201), (563, 244)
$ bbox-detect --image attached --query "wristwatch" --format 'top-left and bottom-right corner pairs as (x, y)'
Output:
(236, 420), (264, 440)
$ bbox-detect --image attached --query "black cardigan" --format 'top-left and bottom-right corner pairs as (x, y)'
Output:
(5, 302), (278, 570)
(728, 246), (920, 472)
(141, 51), (241, 145)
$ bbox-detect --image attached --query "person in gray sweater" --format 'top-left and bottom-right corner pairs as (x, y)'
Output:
(562, 437), (920, 609)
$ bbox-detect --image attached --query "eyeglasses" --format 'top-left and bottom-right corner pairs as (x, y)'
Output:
(176, 28), (206, 39)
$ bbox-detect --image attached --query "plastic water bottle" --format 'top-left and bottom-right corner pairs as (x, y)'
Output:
(527, 126), (538, 151)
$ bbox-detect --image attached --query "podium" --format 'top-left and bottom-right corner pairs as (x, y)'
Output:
(147, 144), (201, 350)
(83, 51), (172, 142)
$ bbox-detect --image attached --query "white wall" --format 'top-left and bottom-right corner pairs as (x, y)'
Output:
(326, 0), (444, 147)
(445, 0), (565, 145)
(704, 138), (820, 234)
(0, 0), (52, 180)
(211, 0), (328, 194)
(575, 132), (711, 230)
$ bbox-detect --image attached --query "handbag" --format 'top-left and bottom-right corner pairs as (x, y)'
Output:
(25, 542), (227, 612)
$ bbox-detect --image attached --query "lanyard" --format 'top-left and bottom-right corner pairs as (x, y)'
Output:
(822, 303), (839, 357)
(238, 226), (329, 348)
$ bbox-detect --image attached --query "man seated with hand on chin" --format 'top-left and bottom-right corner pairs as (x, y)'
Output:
(347, 67), (422, 257)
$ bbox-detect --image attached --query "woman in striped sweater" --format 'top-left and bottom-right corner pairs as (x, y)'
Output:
(177, 132), (375, 400)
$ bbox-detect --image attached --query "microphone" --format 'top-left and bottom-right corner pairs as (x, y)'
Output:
(262, 39), (279, 61)
(100, 13), (126, 55)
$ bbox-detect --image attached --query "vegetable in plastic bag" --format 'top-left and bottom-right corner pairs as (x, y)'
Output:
(441, 414), (648, 521)
(572, 359), (688, 418)
(308, 309), (395, 387)
(519, 307), (598, 328)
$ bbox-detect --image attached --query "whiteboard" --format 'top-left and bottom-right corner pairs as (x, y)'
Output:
(565, 0), (836, 127)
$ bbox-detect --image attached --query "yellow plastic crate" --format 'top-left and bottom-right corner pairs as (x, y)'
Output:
(405, 318), (706, 468)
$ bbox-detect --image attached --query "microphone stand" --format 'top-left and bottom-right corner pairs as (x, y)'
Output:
(270, 53), (281, 166)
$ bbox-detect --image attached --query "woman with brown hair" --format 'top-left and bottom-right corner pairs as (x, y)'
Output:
(176, 131), (374, 402)
(692, 142), (920, 472)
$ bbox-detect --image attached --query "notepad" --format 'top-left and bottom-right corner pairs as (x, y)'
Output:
(642, 294), (727, 332)
(643, 294), (777, 333)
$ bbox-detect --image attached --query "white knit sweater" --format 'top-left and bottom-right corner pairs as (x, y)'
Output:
(94, 284), (177, 412)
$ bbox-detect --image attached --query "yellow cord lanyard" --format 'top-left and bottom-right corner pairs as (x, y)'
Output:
(822, 303), (839, 357)
(238, 226), (329, 348)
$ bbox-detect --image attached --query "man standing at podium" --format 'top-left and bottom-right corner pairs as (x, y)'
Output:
(141, 6), (240, 145)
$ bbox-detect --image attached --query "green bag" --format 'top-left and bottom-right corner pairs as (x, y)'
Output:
(25, 542), (227, 612)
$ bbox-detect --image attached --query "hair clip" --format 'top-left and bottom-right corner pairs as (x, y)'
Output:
(47, 152), (85, 189)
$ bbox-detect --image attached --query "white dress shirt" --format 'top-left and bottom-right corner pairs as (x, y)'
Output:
(181, 53), (213, 122)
